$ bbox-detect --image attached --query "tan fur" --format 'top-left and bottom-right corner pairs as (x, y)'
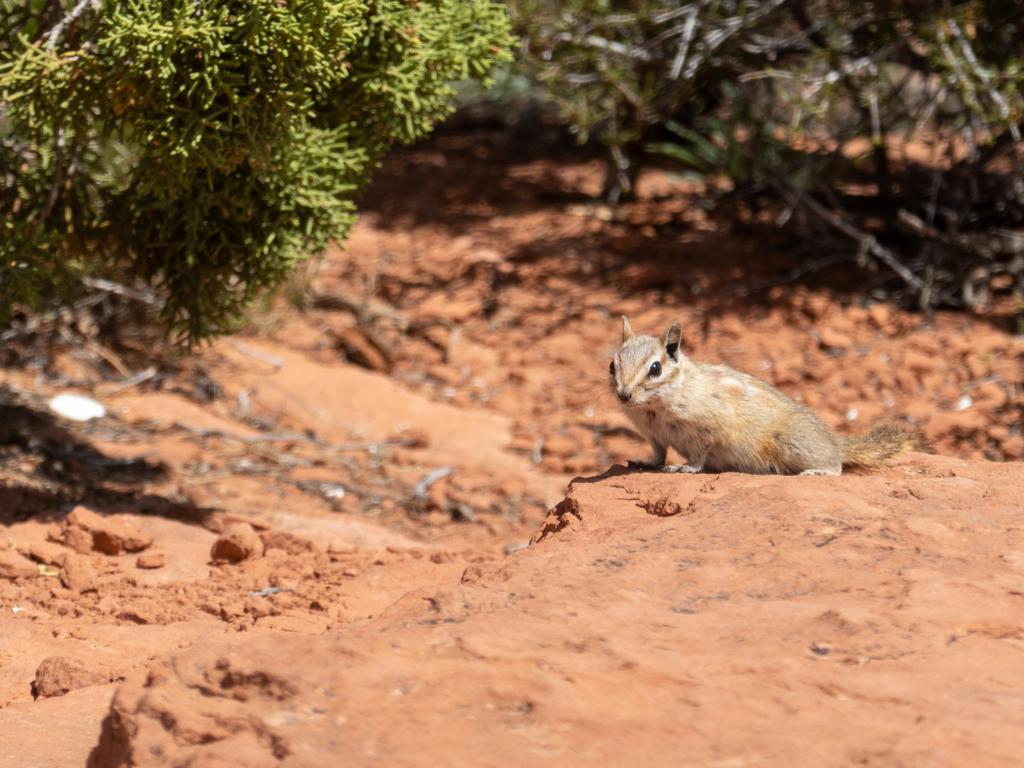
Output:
(610, 317), (927, 476)
(838, 424), (930, 468)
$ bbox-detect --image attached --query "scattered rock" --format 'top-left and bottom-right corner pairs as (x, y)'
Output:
(34, 657), (111, 698)
(45, 523), (64, 543)
(817, 326), (853, 350)
(0, 549), (38, 580)
(66, 507), (155, 555)
(27, 540), (68, 567)
(208, 512), (271, 533)
(211, 523), (264, 563)
(60, 553), (97, 593)
(136, 553), (165, 570)
(640, 496), (685, 516)
(868, 303), (891, 326)
(258, 529), (316, 556)
(332, 324), (393, 373)
(18, 540), (96, 592)
(63, 526), (95, 555)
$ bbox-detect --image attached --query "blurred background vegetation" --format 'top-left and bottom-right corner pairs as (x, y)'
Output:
(510, 0), (1024, 316)
(2, 0), (1023, 348)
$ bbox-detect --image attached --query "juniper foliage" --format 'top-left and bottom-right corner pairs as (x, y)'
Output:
(1, 0), (511, 342)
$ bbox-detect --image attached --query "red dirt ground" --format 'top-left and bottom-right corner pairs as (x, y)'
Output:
(1, 129), (1022, 767)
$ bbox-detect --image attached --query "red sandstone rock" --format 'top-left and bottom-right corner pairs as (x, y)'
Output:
(19, 540), (97, 593)
(63, 526), (95, 555)
(817, 326), (853, 350)
(26, 540), (67, 566)
(66, 507), (155, 555)
(90, 454), (1024, 768)
(211, 523), (264, 562)
(34, 656), (111, 698)
(258, 529), (316, 556)
(207, 512), (271, 532)
(252, 613), (329, 635)
(0, 549), (38, 581)
(60, 553), (97, 593)
(136, 553), (165, 570)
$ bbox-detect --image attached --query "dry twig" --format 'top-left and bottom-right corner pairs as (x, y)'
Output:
(779, 184), (926, 294)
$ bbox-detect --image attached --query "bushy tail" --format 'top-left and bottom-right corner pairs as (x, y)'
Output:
(839, 424), (931, 469)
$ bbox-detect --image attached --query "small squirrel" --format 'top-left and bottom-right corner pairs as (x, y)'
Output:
(609, 316), (926, 475)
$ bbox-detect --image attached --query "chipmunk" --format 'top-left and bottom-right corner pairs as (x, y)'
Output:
(609, 317), (925, 475)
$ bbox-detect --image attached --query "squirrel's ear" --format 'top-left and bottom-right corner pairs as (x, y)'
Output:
(622, 316), (634, 343)
(662, 322), (682, 360)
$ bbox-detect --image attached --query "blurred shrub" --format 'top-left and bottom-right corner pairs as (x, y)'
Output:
(512, 0), (1024, 311)
(1, 0), (511, 343)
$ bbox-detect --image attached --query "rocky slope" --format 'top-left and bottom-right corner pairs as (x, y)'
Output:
(87, 453), (1024, 767)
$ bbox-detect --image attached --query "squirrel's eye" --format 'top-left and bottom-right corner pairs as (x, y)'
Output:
(609, 360), (616, 375)
(648, 361), (662, 377)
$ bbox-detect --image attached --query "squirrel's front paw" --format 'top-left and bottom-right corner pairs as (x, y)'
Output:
(628, 459), (663, 471)
(662, 464), (701, 474)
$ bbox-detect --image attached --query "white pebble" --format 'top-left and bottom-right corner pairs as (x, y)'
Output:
(323, 485), (346, 499)
(49, 393), (106, 421)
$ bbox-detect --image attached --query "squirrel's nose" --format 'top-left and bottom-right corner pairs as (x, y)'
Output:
(618, 389), (631, 404)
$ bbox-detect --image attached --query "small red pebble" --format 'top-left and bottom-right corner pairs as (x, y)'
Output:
(136, 553), (165, 569)
(211, 523), (264, 563)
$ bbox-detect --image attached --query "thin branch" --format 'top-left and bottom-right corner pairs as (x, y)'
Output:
(642, 15), (696, 55)
(940, 41), (992, 143)
(724, 254), (857, 296)
(35, 128), (64, 227)
(776, 159), (813, 226)
(669, 11), (698, 80)
(912, 85), (948, 137)
(231, 341), (284, 368)
(105, 366), (157, 393)
(308, 289), (413, 331)
(413, 467), (453, 499)
(45, 0), (92, 53)
(81, 276), (165, 307)
(650, 2), (706, 25)
(896, 208), (960, 247)
(173, 421), (422, 452)
(948, 19), (1020, 141)
(779, 184), (926, 293)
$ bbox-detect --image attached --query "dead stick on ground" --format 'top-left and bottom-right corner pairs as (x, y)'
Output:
(309, 290), (412, 331)
(309, 290), (454, 334)
(413, 467), (453, 500)
(81, 277), (164, 307)
(294, 479), (405, 502)
(231, 341), (284, 368)
(105, 367), (157, 394)
(780, 184), (926, 293)
(724, 254), (856, 296)
(173, 422), (419, 452)
(84, 340), (134, 379)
